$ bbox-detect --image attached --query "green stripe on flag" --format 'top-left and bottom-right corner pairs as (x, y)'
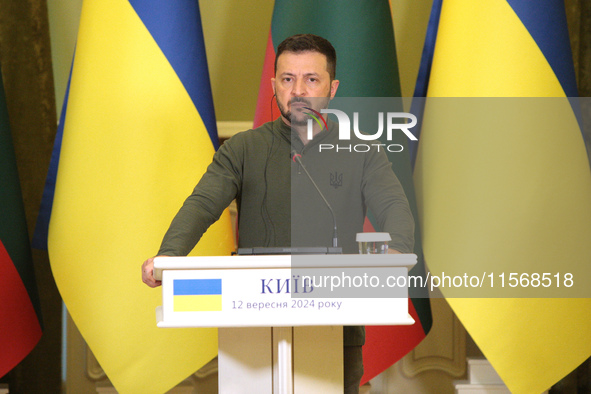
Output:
(270, 0), (401, 97)
(0, 69), (42, 322)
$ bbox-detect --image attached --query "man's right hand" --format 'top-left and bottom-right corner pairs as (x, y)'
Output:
(141, 256), (163, 288)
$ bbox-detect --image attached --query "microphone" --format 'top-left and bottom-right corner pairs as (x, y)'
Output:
(291, 151), (339, 248)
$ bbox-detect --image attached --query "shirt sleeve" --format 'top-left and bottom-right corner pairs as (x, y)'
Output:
(361, 148), (415, 254)
(157, 135), (244, 256)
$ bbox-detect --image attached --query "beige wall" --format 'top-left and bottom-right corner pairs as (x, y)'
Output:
(392, 0), (433, 98)
(47, 0), (82, 119)
(48, 0), (432, 122)
(201, 0), (275, 120)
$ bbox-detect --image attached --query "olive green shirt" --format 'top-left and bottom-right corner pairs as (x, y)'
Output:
(158, 118), (415, 345)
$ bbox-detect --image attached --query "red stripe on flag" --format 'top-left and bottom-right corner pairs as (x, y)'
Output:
(362, 216), (374, 233)
(361, 218), (427, 383)
(362, 299), (426, 384)
(253, 29), (279, 128)
(0, 240), (42, 377)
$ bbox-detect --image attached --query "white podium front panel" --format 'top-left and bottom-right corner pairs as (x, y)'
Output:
(155, 255), (416, 328)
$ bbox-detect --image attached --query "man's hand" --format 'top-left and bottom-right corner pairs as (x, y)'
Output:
(388, 248), (402, 254)
(141, 256), (163, 288)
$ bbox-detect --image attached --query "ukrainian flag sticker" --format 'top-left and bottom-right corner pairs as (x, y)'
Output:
(173, 279), (222, 312)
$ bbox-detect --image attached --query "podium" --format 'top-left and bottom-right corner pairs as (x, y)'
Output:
(154, 254), (416, 393)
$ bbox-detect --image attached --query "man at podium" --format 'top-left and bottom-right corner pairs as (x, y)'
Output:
(142, 34), (414, 393)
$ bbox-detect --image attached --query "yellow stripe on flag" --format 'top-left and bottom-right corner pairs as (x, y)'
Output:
(428, 0), (565, 97)
(48, 1), (233, 393)
(174, 295), (222, 312)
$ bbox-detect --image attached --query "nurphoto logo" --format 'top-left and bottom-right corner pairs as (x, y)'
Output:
(306, 108), (418, 153)
(303, 106), (327, 131)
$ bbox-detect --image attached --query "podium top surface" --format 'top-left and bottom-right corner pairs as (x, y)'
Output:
(153, 254), (417, 280)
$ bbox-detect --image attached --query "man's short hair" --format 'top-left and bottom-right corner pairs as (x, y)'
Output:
(275, 34), (337, 80)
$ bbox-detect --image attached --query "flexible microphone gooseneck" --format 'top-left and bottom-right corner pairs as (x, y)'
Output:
(291, 150), (339, 248)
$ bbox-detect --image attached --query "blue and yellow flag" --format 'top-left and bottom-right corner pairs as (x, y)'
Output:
(46, 1), (233, 392)
(414, 0), (591, 393)
(173, 279), (223, 312)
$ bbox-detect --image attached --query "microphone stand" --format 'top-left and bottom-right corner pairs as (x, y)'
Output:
(291, 151), (339, 248)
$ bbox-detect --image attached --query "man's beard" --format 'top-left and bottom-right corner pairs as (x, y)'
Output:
(277, 96), (331, 126)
